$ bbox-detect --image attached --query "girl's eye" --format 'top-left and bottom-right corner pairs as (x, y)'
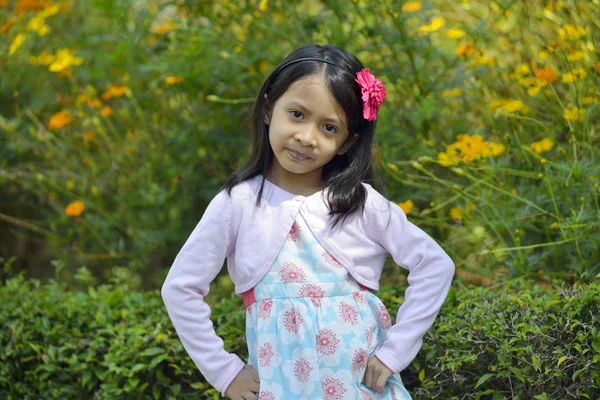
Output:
(290, 111), (303, 119)
(323, 124), (337, 133)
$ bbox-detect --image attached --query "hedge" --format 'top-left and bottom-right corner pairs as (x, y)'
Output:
(1, 275), (599, 399)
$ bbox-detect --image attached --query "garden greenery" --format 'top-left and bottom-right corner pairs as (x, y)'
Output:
(1, 1), (598, 288)
(1, 274), (598, 399)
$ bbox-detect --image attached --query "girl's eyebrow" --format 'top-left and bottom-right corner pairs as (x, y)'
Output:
(286, 100), (344, 126)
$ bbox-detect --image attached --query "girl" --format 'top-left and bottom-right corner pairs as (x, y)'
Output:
(162, 44), (455, 400)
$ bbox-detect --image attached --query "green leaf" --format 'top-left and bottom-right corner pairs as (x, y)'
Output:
(592, 339), (600, 354)
(557, 355), (567, 367)
(140, 347), (165, 357)
(475, 373), (495, 388)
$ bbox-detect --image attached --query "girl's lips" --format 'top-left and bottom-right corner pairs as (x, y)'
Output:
(287, 148), (312, 160)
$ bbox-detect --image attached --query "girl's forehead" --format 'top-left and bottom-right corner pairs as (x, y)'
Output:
(279, 73), (347, 123)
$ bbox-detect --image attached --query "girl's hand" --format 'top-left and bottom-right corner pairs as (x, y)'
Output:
(362, 355), (393, 393)
(224, 365), (260, 400)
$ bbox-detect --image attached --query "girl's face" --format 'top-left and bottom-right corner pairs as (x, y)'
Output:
(265, 72), (359, 192)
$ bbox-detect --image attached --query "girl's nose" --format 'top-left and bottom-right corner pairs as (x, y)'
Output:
(295, 124), (318, 147)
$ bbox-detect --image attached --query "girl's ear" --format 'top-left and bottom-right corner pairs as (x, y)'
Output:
(263, 94), (272, 125)
(337, 133), (360, 155)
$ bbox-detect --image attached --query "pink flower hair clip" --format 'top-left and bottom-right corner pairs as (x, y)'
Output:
(355, 68), (386, 121)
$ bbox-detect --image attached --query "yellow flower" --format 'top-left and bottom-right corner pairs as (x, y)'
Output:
(152, 22), (177, 35)
(402, 2), (421, 13)
(101, 106), (113, 117)
(562, 68), (588, 83)
(490, 99), (524, 114)
(465, 203), (476, 214)
(558, 24), (589, 41)
(470, 54), (496, 67)
(527, 84), (542, 97)
(581, 96), (597, 105)
(38, 3), (60, 18)
(65, 200), (85, 217)
(398, 200), (414, 215)
(446, 28), (465, 39)
(449, 206), (464, 220)
(101, 83), (128, 100)
(49, 49), (83, 72)
(534, 66), (558, 83)
(29, 50), (55, 65)
(417, 17), (445, 36)
(259, 60), (268, 72)
(538, 50), (550, 60)
(48, 110), (72, 130)
(9, 33), (26, 55)
(567, 50), (586, 62)
(259, 0), (268, 12)
(563, 105), (584, 121)
(437, 152), (456, 167)
(482, 142), (505, 157)
(83, 131), (95, 144)
(26, 15), (51, 36)
(166, 76), (183, 84)
(66, 179), (74, 190)
(530, 138), (555, 154)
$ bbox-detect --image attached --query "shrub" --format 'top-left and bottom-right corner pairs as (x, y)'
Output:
(1, 275), (598, 399)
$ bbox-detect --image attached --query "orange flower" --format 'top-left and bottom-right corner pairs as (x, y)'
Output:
(101, 106), (112, 117)
(166, 76), (183, 84)
(152, 22), (177, 35)
(83, 131), (95, 143)
(594, 63), (600, 73)
(534, 66), (558, 83)
(16, 0), (51, 14)
(101, 83), (128, 100)
(1, 21), (13, 35)
(65, 200), (85, 217)
(87, 99), (102, 108)
(48, 110), (72, 130)
(456, 43), (477, 58)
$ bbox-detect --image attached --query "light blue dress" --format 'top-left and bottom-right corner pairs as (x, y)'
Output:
(245, 212), (412, 399)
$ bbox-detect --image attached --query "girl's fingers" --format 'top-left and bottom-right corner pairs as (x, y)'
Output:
(242, 393), (258, 400)
(375, 371), (388, 393)
(248, 379), (260, 393)
(363, 365), (374, 388)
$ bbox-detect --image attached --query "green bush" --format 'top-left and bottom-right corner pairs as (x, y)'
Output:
(1, 275), (598, 399)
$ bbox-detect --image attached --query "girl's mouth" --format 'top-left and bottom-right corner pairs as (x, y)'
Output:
(287, 148), (312, 160)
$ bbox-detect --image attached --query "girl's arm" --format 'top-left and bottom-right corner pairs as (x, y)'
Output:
(366, 188), (455, 374)
(161, 189), (245, 397)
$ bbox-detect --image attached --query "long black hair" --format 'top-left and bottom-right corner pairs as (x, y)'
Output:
(221, 44), (385, 229)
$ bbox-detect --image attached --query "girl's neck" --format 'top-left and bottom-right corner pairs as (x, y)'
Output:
(265, 169), (325, 197)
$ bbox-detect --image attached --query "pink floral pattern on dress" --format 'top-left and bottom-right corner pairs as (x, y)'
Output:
(283, 308), (303, 333)
(294, 358), (313, 383)
(278, 261), (306, 282)
(259, 342), (274, 367)
(316, 329), (340, 355)
(258, 299), (273, 320)
(339, 302), (359, 326)
(287, 221), (301, 242)
(353, 291), (366, 304)
(299, 283), (325, 307)
(352, 348), (368, 371)
(259, 392), (275, 400)
(377, 306), (392, 330)
(323, 252), (343, 268)
(366, 328), (374, 348)
(322, 377), (347, 400)
(361, 393), (375, 400)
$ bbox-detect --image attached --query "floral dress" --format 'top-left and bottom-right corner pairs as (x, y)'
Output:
(244, 212), (412, 400)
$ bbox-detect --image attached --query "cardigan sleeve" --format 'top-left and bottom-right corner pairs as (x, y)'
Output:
(365, 188), (455, 374)
(161, 189), (245, 397)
